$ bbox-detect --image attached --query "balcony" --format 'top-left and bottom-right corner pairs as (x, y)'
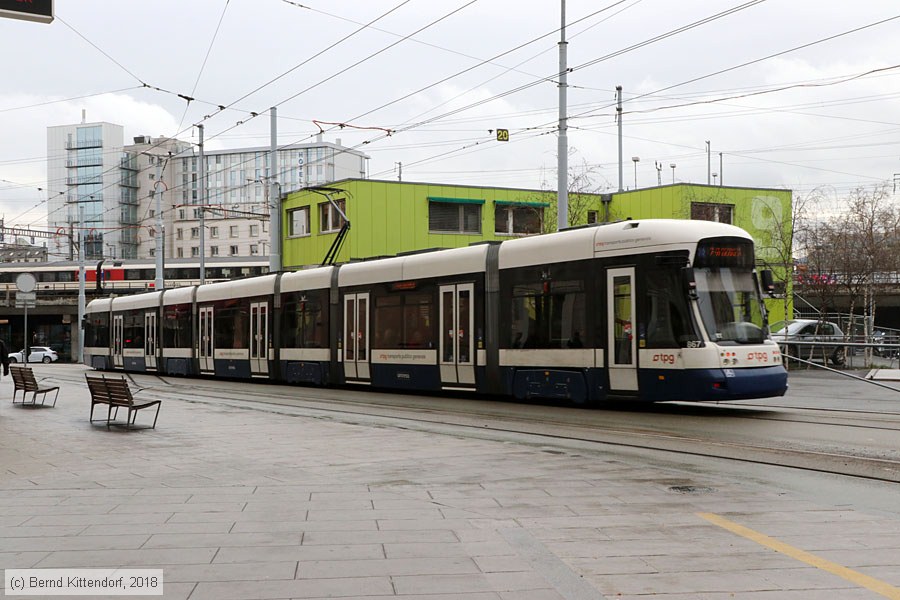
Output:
(66, 159), (103, 168)
(65, 140), (103, 150)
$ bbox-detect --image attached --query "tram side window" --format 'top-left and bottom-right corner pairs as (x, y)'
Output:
(85, 313), (110, 347)
(214, 299), (249, 349)
(644, 268), (698, 348)
(122, 311), (144, 349)
(163, 304), (192, 348)
(373, 290), (433, 349)
(282, 290), (328, 348)
(506, 278), (586, 349)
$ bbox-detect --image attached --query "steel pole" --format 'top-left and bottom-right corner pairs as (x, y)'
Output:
(198, 124), (206, 284)
(155, 157), (164, 290)
(77, 203), (85, 364)
(557, 0), (568, 230)
(269, 107), (281, 272)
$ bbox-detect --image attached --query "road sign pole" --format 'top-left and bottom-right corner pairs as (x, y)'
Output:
(23, 304), (28, 365)
(15, 273), (37, 365)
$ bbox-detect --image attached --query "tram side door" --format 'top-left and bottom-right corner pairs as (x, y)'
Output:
(112, 314), (124, 368)
(342, 293), (370, 382)
(607, 268), (638, 392)
(144, 311), (157, 371)
(198, 306), (214, 373)
(250, 301), (269, 376)
(439, 283), (475, 387)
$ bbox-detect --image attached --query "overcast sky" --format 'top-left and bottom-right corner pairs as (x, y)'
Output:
(2, 0), (900, 230)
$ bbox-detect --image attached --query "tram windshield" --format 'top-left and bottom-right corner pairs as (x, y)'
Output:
(693, 238), (766, 345)
(694, 269), (766, 344)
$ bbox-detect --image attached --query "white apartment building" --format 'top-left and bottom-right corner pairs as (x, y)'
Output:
(48, 120), (369, 263)
(159, 137), (368, 261)
(46, 120), (135, 260)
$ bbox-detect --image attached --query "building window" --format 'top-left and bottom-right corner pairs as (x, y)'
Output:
(250, 244), (259, 255)
(494, 204), (543, 235)
(229, 225), (239, 238)
(319, 199), (346, 233)
(691, 202), (734, 224)
(249, 224), (259, 237)
(191, 246), (199, 257)
(210, 246), (219, 256)
(179, 209), (185, 220)
(229, 245), (239, 256)
(587, 210), (598, 224)
(194, 208), (202, 219)
(289, 207), (310, 236)
(177, 247), (184, 258)
(210, 226), (219, 238)
(176, 228), (183, 240)
(149, 248), (155, 257)
(429, 200), (482, 234)
(149, 209), (155, 218)
(191, 227), (199, 239)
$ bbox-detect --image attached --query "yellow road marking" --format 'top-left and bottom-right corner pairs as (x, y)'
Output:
(698, 512), (900, 600)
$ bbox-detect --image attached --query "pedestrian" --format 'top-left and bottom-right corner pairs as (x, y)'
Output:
(0, 338), (9, 379)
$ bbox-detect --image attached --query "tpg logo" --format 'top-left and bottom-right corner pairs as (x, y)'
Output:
(652, 354), (676, 365)
(746, 352), (768, 362)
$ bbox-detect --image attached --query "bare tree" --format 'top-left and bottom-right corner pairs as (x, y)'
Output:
(754, 187), (819, 324)
(795, 184), (900, 365)
(540, 149), (610, 232)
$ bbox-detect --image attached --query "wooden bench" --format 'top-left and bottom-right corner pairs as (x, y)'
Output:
(10, 365), (59, 407)
(85, 374), (161, 429)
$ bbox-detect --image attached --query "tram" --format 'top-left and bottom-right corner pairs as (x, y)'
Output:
(83, 219), (788, 403)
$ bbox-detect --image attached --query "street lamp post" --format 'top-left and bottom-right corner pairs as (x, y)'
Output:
(669, 163), (676, 184)
(631, 156), (640, 189)
(77, 200), (86, 364)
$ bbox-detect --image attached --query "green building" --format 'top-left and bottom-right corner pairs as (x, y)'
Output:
(281, 179), (792, 320)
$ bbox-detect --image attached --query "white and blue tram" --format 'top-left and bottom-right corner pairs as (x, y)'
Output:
(83, 219), (788, 403)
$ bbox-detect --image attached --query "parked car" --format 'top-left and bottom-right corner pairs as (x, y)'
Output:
(873, 330), (900, 359)
(7, 346), (59, 364)
(769, 319), (846, 366)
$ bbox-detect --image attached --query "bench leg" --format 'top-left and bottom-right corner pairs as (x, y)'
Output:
(152, 403), (160, 429)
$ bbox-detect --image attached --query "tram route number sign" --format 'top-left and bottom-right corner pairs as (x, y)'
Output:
(496, 129), (509, 142)
(0, 0), (54, 24)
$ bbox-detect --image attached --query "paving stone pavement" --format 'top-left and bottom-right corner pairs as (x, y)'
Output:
(1, 365), (899, 600)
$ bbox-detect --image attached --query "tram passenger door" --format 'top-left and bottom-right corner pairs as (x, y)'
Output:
(342, 293), (370, 382)
(144, 311), (157, 370)
(607, 268), (638, 392)
(439, 283), (475, 387)
(198, 306), (214, 373)
(250, 301), (269, 376)
(112, 315), (124, 368)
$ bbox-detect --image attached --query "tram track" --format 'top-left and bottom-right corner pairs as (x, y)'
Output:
(46, 367), (900, 485)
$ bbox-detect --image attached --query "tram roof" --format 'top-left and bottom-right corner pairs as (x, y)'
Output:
(499, 219), (753, 269)
(280, 266), (334, 293)
(339, 244), (489, 287)
(111, 291), (163, 311)
(195, 274), (278, 303)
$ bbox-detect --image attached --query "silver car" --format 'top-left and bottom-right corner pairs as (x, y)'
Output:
(770, 319), (846, 366)
(8, 346), (59, 364)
